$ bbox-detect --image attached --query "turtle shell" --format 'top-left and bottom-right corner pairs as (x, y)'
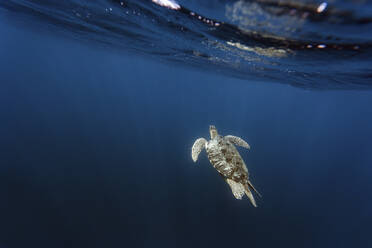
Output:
(205, 135), (249, 183)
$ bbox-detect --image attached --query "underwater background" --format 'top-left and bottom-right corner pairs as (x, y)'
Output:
(1, 0), (372, 247)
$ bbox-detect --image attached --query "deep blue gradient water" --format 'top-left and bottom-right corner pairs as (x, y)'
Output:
(1, 1), (372, 248)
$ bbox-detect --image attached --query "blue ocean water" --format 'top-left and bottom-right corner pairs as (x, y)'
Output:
(1, 1), (372, 248)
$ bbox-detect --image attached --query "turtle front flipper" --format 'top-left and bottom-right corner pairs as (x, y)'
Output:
(224, 135), (250, 149)
(191, 138), (207, 162)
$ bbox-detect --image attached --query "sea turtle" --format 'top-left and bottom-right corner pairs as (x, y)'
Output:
(191, 125), (261, 207)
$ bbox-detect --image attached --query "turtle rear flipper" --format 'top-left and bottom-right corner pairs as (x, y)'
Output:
(247, 180), (262, 198)
(244, 184), (257, 207)
(226, 179), (245, 200)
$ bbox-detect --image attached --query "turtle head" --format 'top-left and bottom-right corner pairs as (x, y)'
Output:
(209, 125), (218, 139)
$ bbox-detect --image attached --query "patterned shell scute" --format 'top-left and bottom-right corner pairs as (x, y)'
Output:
(205, 135), (249, 182)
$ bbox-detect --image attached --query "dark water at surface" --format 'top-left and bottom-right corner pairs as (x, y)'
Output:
(1, 1), (372, 248)
(1, 0), (372, 89)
